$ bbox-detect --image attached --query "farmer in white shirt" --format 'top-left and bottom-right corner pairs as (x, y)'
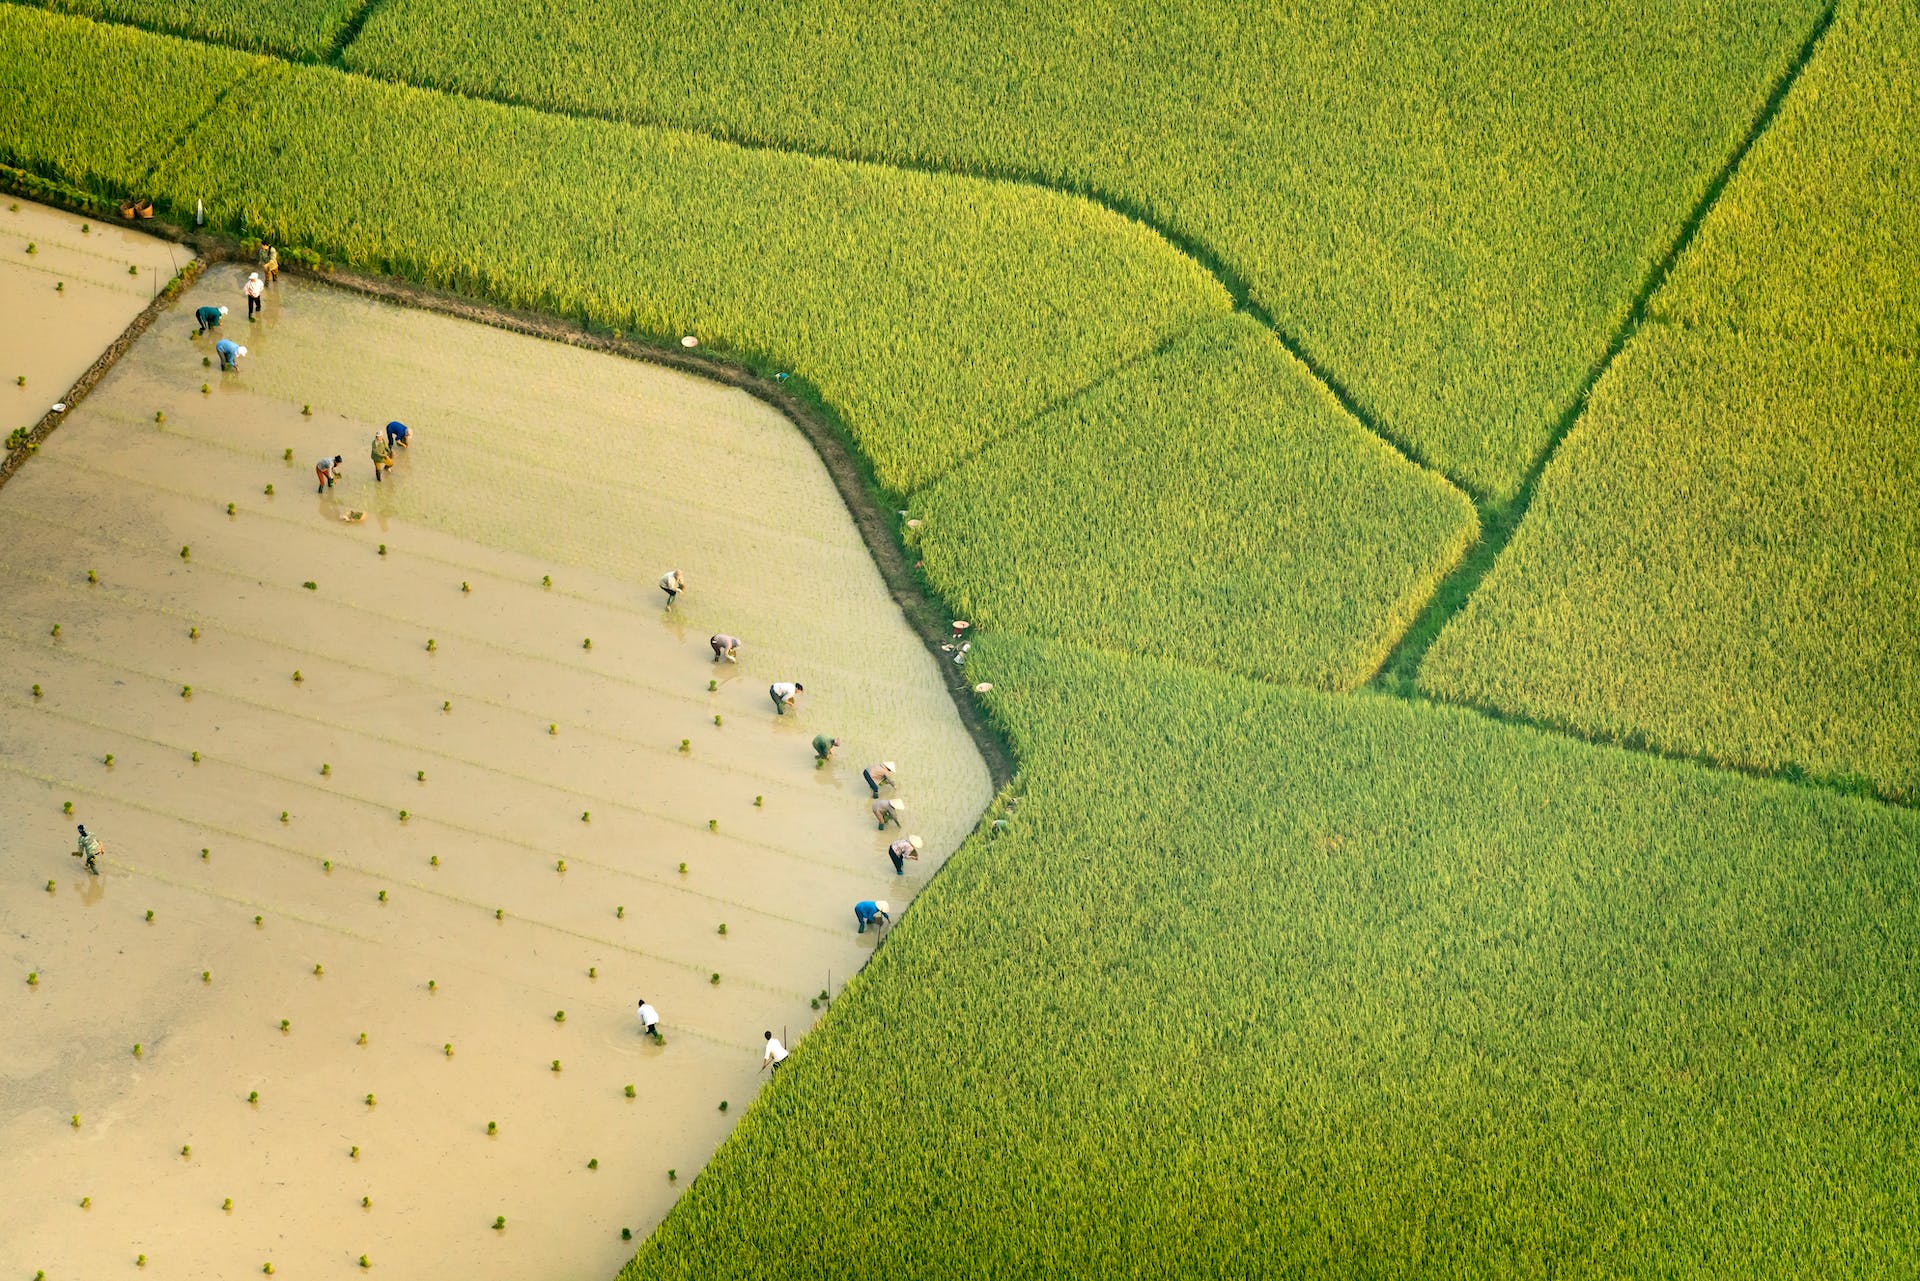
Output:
(872, 797), (906, 830)
(659, 569), (686, 609)
(761, 1031), (789, 1073)
(862, 760), (897, 798)
(636, 999), (661, 1042)
(243, 271), (264, 319)
(768, 680), (803, 715)
(887, 834), (922, 875)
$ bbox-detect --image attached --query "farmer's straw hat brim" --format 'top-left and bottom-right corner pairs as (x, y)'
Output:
(882, 761), (897, 772)
(876, 901), (890, 914)
(908, 836), (923, 850)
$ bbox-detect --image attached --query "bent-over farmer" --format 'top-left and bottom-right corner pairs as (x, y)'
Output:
(260, 243), (279, 285)
(854, 899), (891, 934)
(73, 824), (103, 876)
(636, 999), (662, 1041)
(761, 1030), (789, 1073)
(659, 569), (686, 609)
(371, 431), (392, 481)
(315, 455), (342, 493)
(872, 797), (906, 830)
(887, 834), (923, 875)
(385, 420), (411, 450)
(709, 633), (740, 663)
(862, 760), (897, 798)
(215, 338), (246, 371)
(195, 304), (228, 334)
(769, 681), (802, 715)
(812, 734), (840, 761)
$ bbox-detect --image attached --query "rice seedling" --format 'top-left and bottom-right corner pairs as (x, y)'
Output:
(189, 627), (198, 638)
(615, 907), (624, 919)
(425, 638), (436, 652)
(493, 1215), (506, 1230)
(582, 637), (592, 649)
(581, 810), (590, 822)
(181, 684), (191, 698)
(444, 1043), (453, 1056)
(588, 966), (596, 977)
(587, 1158), (598, 1170)
(551, 1059), (562, 1072)
(321, 763), (330, 775)
(555, 858), (566, 872)
(624, 1085), (635, 1099)
(541, 575), (551, 588)
(279, 1019), (290, 1032)
(365, 1093), (376, 1107)
(180, 545), (190, 559)
(359, 1256), (370, 1269)
(179, 1145), (188, 1157)
(144, 909), (153, 922)
(102, 753), (113, 765)
(226, 502), (235, 515)
(192, 752), (200, 762)
(31, 684), (41, 697)
(553, 1010), (565, 1022)
(494, 908), (503, 920)
(223, 1198), (232, 1210)
(319, 965), (327, 976)
(709, 973), (719, 985)
(416, 769), (425, 781)
(202, 971), (211, 982)
(302, 405), (311, 415)
(132, 1043), (141, 1055)
(428, 979), (436, 991)
(349, 1146), (358, 1158)
(717, 923), (727, 936)
(253, 915), (262, 925)
(486, 1122), (497, 1136)
(248, 1091), (258, 1103)
(80, 1196), (89, 1207)
(62, 801), (71, 813)
(264, 484), (273, 495)
(301, 581), (316, 590)
(26, 972), (36, 985)
(49, 624), (59, 636)
(201, 848), (208, 858)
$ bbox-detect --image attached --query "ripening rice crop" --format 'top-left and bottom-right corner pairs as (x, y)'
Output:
(629, 635), (1920, 1278)
(1421, 0), (1920, 803)
(913, 314), (1475, 689)
(27, 0), (361, 59)
(42, 50), (1232, 494)
(0, 7), (264, 196)
(345, 0), (1826, 501)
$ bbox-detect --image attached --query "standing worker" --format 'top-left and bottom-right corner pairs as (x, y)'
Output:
(195, 304), (228, 335)
(260, 243), (279, 285)
(243, 271), (264, 320)
(315, 454), (342, 493)
(215, 339), (246, 371)
(658, 569), (686, 609)
(812, 734), (840, 761)
(636, 998), (662, 1042)
(761, 1030), (789, 1073)
(886, 835), (922, 876)
(872, 797), (906, 830)
(384, 420), (411, 450)
(862, 760), (897, 799)
(768, 681), (803, 716)
(371, 430), (393, 482)
(854, 899), (890, 934)
(709, 634), (740, 663)
(72, 824), (103, 876)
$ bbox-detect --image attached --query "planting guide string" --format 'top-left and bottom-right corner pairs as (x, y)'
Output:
(5, 669), (857, 936)
(0, 535), (841, 828)
(0, 458), (886, 758)
(4, 753), (808, 1011)
(0, 601), (843, 882)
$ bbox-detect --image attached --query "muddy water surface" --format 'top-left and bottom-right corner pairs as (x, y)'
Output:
(0, 264), (991, 1279)
(2, 199), (187, 430)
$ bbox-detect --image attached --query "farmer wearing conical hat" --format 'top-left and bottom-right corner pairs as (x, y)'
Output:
(872, 797), (906, 831)
(862, 760), (897, 798)
(195, 303), (228, 334)
(887, 835), (922, 876)
(216, 338), (246, 370)
(854, 900), (891, 934)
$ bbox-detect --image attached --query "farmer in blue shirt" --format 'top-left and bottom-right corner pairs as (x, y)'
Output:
(385, 420), (411, 450)
(854, 899), (890, 934)
(195, 304), (228, 334)
(215, 339), (245, 370)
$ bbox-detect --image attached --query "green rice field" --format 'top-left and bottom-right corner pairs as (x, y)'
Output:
(3, 0), (1913, 1273)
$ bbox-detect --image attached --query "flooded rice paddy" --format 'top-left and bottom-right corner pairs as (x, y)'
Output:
(0, 254), (991, 1279)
